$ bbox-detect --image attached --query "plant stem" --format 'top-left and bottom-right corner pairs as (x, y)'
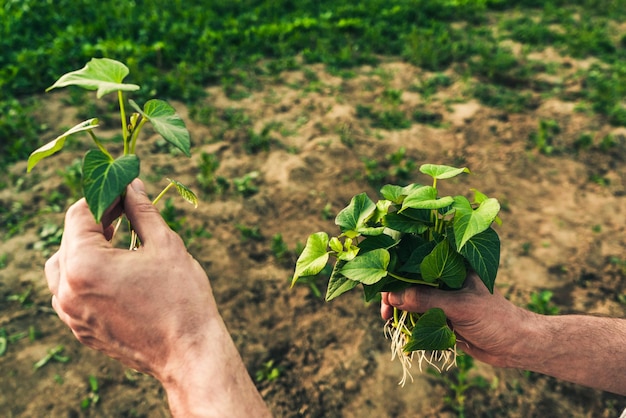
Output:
(388, 272), (438, 287)
(152, 182), (175, 206)
(88, 131), (113, 160)
(118, 91), (129, 155)
(129, 117), (148, 154)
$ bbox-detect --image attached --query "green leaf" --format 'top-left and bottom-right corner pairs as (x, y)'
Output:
(335, 192), (376, 234)
(380, 183), (422, 204)
(27, 119), (99, 172)
(339, 248), (389, 285)
(291, 232), (330, 286)
(82, 150), (140, 223)
(399, 240), (436, 274)
(167, 178), (198, 208)
(458, 228), (500, 293)
(129, 99), (191, 157)
(420, 240), (466, 288)
(46, 58), (140, 98)
(326, 261), (359, 301)
(358, 234), (399, 253)
(420, 164), (470, 180)
(383, 212), (429, 234)
(452, 195), (500, 251)
(401, 186), (454, 211)
(405, 308), (456, 351)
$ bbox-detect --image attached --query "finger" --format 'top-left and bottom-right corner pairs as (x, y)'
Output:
(380, 293), (394, 320)
(123, 178), (173, 246)
(61, 199), (111, 255)
(45, 252), (61, 295)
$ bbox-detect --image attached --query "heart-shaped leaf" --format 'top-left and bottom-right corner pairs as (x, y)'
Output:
(326, 261), (359, 301)
(458, 227), (500, 293)
(420, 164), (469, 180)
(380, 183), (422, 204)
(420, 240), (466, 288)
(339, 248), (389, 285)
(292, 232), (330, 286)
(335, 192), (376, 236)
(166, 178), (198, 208)
(82, 150), (140, 223)
(46, 58), (140, 98)
(27, 118), (99, 172)
(452, 195), (500, 251)
(401, 186), (454, 211)
(383, 212), (429, 234)
(129, 99), (191, 157)
(404, 308), (456, 351)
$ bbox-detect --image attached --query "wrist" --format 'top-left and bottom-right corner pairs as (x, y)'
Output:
(158, 316), (270, 417)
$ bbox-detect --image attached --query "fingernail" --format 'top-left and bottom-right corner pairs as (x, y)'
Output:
(130, 178), (145, 193)
(389, 291), (404, 306)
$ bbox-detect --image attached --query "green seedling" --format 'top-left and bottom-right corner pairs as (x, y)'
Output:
(292, 164), (501, 385)
(81, 375), (100, 409)
(34, 345), (70, 370)
(27, 58), (197, 247)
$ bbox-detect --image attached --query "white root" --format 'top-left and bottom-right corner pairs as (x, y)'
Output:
(384, 311), (458, 386)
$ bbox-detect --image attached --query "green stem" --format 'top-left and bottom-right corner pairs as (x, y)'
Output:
(129, 117), (148, 154)
(118, 91), (129, 155)
(388, 272), (439, 287)
(88, 131), (113, 159)
(152, 182), (174, 206)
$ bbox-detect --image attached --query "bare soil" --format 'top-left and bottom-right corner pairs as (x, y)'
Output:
(1, 59), (625, 417)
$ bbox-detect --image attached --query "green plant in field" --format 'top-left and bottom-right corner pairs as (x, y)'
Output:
(529, 119), (560, 155)
(429, 353), (489, 418)
(362, 147), (416, 188)
(527, 290), (560, 315)
(292, 164), (501, 384)
(81, 375), (100, 409)
(34, 345), (70, 370)
(255, 359), (282, 383)
(26, 58), (197, 248)
(233, 171), (260, 197)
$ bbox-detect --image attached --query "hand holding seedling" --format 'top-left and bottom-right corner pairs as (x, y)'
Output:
(45, 180), (271, 417)
(28, 58), (198, 247)
(381, 272), (626, 395)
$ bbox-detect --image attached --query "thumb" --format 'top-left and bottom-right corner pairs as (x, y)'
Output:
(123, 178), (171, 245)
(387, 285), (446, 314)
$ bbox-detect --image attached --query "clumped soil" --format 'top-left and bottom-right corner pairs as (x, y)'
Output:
(1, 59), (625, 417)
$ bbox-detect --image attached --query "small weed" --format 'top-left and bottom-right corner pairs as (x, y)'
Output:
(527, 290), (560, 315)
(412, 108), (444, 127)
(529, 119), (560, 155)
(160, 198), (185, 233)
(34, 345), (70, 370)
(429, 354), (489, 418)
(321, 202), (334, 220)
(59, 158), (83, 200)
(33, 222), (64, 256)
(255, 359), (282, 383)
(235, 223), (262, 242)
(271, 234), (290, 261)
(0, 253), (8, 269)
(7, 287), (33, 307)
(81, 375), (100, 409)
(363, 147), (416, 187)
(197, 152), (228, 195)
(233, 171), (260, 197)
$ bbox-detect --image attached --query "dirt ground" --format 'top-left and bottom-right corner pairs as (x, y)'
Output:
(1, 59), (625, 417)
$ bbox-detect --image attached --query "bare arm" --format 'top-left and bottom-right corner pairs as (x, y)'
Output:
(45, 179), (271, 417)
(381, 272), (626, 395)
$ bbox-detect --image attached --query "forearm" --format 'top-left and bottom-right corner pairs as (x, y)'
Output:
(506, 313), (626, 395)
(160, 317), (272, 417)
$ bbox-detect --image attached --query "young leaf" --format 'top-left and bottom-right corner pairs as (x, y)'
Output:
(452, 195), (500, 251)
(458, 227), (500, 293)
(82, 150), (140, 223)
(326, 261), (359, 301)
(380, 183), (422, 204)
(27, 119), (99, 172)
(291, 232), (330, 286)
(405, 308), (456, 351)
(420, 240), (466, 288)
(46, 58), (140, 98)
(129, 99), (191, 157)
(167, 178), (198, 208)
(400, 186), (454, 211)
(335, 193), (376, 235)
(420, 164), (469, 180)
(339, 248), (389, 285)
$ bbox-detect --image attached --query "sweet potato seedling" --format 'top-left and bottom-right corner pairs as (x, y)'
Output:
(27, 58), (197, 247)
(292, 164), (501, 385)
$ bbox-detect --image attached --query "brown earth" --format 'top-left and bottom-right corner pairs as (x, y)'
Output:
(1, 59), (625, 417)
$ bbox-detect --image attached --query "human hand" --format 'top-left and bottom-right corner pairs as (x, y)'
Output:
(45, 178), (270, 417)
(380, 272), (537, 368)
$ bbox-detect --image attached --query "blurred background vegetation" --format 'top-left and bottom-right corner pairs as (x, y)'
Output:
(2, 0), (626, 167)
